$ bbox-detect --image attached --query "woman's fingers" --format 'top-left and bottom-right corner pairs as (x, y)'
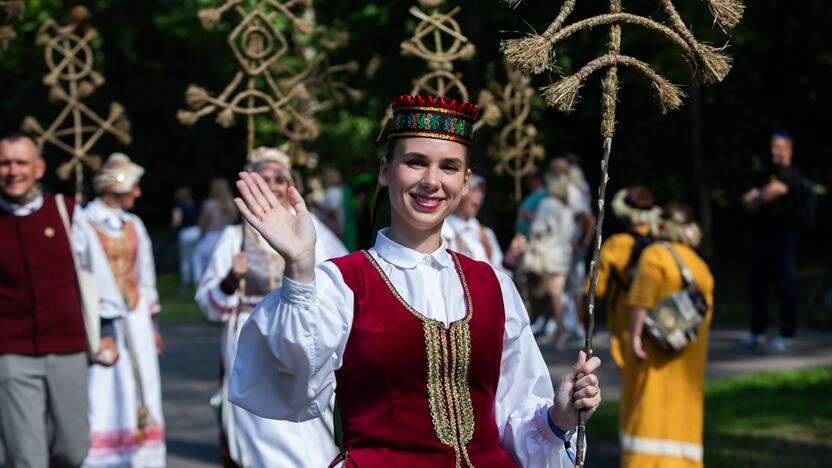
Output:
(287, 186), (308, 215)
(242, 172), (273, 214)
(238, 172), (273, 217)
(236, 177), (266, 219)
(575, 392), (601, 411)
(573, 382), (600, 400)
(234, 197), (261, 228)
(579, 356), (602, 375)
(250, 171), (282, 211)
(575, 373), (599, 390)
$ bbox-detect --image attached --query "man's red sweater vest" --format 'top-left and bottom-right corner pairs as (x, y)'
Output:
(0, 195), (86, 355)
(330, 251), (517, 467)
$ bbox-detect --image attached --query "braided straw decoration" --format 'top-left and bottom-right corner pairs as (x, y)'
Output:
(483, 64), (545, 199)
(391, 1), (499, 132)
(499, 1), (744, 465)
(179, 0), (357, 160)
(22, 6), (131, 202)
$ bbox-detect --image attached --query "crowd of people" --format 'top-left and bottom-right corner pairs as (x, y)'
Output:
(0, 95), (810, 468)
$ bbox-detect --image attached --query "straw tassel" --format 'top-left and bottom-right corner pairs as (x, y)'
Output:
(500, 0), (524, 9)
(706, 0), (745, 31)
(650, 76), (686, 114)
(177, 110), (199, 125)
(21, 117), (43, 134)
(185, 85), (211, 108)
(56, 161), (76, 181)
(216, 107), (235, 128)
(418, 0), (444, 8)
(500, 34), (553, 75)
(48, 86), (68, 102)
(78, 80), (96, 98)
(541, 75), (583, 112)
(85, 154), (103, 171)
(198, 9), (222, 30)
(694, 43), (732, 84)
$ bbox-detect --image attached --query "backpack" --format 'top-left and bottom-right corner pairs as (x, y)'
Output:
(643, 243), (709, 352)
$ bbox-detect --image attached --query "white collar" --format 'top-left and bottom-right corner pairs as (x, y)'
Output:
(86, 198), (128, 232)
(374, 228), (452, 270)
(0, 195), (44, 216)
(446, 214), (480, 233)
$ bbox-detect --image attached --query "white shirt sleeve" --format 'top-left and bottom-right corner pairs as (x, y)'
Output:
(229, 261), (353, 422)
(194, 225), (242, 322)
(131, 215), (161, 314)
(494, 269), (580, 467)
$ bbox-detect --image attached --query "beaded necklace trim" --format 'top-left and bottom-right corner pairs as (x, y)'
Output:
(360, 249), (476, 468)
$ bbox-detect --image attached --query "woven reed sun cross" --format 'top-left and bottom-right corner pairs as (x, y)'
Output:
(398, 0), (500, 130)
(481, 64), (545, 200)
(500, 0), (744, 465)
(22, 6), (131, 201)
(179, 0), (323, 154)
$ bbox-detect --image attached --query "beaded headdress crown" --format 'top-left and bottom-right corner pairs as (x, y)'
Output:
(382, 95), (481, 147)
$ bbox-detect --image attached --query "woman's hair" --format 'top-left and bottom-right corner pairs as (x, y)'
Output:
(208, 178), (235, 223)
(624, 186), (655, 210)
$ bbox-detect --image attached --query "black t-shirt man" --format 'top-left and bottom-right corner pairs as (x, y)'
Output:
(744, 134), (806, 231)
(753, 164), (805, 230)
(742, 132), (803, 350)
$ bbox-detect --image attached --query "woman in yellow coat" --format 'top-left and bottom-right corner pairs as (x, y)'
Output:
(622, 202), (714, 468)
(590, 187), (660, 436)
(592, 187), (660, 371)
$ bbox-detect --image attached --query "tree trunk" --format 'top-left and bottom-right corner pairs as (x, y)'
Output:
(690, 78), (713, 259)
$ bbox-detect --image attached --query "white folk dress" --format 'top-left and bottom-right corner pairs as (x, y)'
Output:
(195, 216), (346, 467)
(230, 229), (581, 467)
(83, 199), (165, 468)
(441, 214), (506, 273)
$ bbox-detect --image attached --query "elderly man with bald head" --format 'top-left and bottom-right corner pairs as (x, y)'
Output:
(0, 131), (118, 468)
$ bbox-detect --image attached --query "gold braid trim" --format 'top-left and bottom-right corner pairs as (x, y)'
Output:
(361, 250), (476, 467)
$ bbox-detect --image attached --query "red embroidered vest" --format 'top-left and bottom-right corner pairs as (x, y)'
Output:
(330, 250), (516, 467)
(0, 195), (86, 355)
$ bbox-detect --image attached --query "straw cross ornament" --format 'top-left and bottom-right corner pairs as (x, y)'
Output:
(481, 64), (545, 200)
(394, 0), (500, 130)
(500, 1), (744, 465)
(22, 6), (131, 202)
(0, 0), (24, 49)
(178, 0), (317, 154)
(179, 0), (357, 161)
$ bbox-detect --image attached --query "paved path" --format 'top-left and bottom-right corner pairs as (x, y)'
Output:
(5, 322), (819, 468)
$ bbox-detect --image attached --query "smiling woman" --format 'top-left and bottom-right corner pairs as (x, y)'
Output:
(379, 137), (470, 252)
(228, 95), (603, 468)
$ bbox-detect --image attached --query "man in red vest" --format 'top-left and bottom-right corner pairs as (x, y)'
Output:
(0, 131), (118, 468)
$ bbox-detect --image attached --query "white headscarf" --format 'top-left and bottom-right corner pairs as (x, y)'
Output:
(93, 152), (145, 195)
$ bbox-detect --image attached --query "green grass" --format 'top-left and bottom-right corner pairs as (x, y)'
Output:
(591, 367), (832, 468)
(156, 272), (203, 321)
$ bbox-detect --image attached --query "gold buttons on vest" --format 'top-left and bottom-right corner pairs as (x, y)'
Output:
(44, 227), (56, 238)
